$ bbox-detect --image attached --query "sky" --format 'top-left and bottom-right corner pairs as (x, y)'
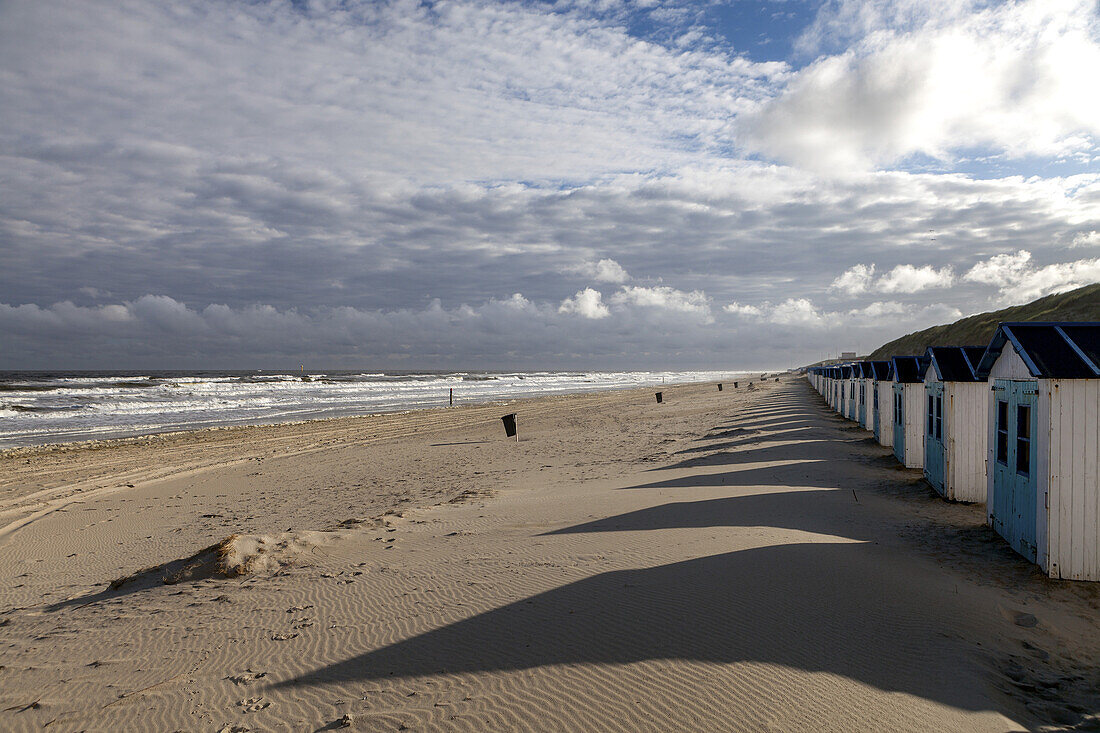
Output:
(1, 0), (1099, 370)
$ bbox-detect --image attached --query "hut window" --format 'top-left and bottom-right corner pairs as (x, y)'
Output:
(1016, 405), (1031, 476)
(927, 394), (935, 436)
(935, 395), (943, 440)
(996, 401), (1008, 465)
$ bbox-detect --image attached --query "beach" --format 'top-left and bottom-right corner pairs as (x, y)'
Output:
(2, 377), (1099, 731)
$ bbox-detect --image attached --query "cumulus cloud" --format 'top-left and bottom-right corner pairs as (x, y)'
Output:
(559, 288), (610, 319)
(1072, 231), (1100, 248)
(723, 302), (764, 317)
(831, 263), (955, 294)
(744, 0), (1100, 171)
(723, 296), (961, 331)
(609, 285), (712, 320)
(830, 264), (876, 295)
(569, 258), (631, 283)
(874, 264), (956, 293)
(964, 250), (1100, 302)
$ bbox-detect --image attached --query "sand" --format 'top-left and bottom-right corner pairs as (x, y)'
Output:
(1, 378), (1099, 732)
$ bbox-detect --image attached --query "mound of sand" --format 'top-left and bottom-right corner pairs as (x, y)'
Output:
(110, 531), (334, 589)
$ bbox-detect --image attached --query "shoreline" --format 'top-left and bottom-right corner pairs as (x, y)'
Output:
(0, 372), (763, 455)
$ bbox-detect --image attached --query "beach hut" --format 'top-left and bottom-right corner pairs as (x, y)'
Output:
(920, 346), (988, 502)
(890, 355), (928, 468)
(974, 322), (1100, 580)
(868, 361), (893, 447)
(856, 362), (876, 429)
(847, 365), (859, 421)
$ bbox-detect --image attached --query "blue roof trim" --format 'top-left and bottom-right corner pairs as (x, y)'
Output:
(1001, 325), (1045, 377)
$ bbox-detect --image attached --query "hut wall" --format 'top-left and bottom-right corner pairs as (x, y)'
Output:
(902, 383), (925, 468)
(988, 342), (1031, 380)
(876, 381), (894, 448)
(1046, 379), (1100, 581)
(945, 381), (988, 502)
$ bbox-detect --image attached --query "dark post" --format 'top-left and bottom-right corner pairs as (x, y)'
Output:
(449, 388), (453, 406)
(655, 392), (663, 404)
(717, 383), (723, 391)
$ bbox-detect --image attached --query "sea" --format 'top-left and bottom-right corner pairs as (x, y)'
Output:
(0, 369), (758, 449)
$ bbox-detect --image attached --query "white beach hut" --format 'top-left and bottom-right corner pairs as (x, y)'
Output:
(869, 360), (894, 448)
(847, 365), (859, 421)
(920, 346), (988, 502)
(890, 355), (928, 469)
(856, 362), (876, 429)
(974, 322), (1100, 581)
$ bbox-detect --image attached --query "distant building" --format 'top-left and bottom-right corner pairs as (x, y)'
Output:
(841, 351), (857, 359)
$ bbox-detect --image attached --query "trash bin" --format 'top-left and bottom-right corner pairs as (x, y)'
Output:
(717, 383), (723, 391)
(734, 381), (739, 388)
(501, 413), (517, 438)
(655, 392), (663, 404)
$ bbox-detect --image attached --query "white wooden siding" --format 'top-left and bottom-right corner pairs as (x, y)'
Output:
(876, 382), (894, 448)
(903, 382), (925, 468)
(988, 341), (1031, 380)
(1046, 379), (1100, 581)
(945, 382), (988, 502)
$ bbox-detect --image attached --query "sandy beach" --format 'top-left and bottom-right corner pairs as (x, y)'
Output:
(2, 377), (1099, 732)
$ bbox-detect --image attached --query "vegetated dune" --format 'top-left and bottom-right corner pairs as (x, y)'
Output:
(868, 283), (1100, 359)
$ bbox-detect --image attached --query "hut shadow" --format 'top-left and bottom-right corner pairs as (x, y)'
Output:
(271, 542), (1005, 719)
(544, 488), (866, 539)
(618, 456), (873, 492)
(678, 428), (829, 456)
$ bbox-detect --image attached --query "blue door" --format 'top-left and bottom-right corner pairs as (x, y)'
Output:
(892, 384), (905, 464)
(849, 382), (856, 420)
(924, 382), (945, 495)
(990, 380), (1039, 562)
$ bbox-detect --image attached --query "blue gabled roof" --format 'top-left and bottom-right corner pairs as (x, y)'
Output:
(924, 346), (986, 382)
(890, 355), (927, 383)
(974, 322), (1100, 379)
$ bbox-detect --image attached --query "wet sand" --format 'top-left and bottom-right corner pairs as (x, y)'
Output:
(1, 377), (1098, 731)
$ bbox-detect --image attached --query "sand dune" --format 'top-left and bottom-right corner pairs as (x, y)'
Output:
(1, 378), (1098, 731)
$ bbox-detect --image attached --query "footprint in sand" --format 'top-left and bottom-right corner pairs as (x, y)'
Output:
(227, 670), (267, 685)
(237, 696), (271, 712)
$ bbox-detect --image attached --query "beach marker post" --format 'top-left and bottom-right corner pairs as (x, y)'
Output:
(449, 388), (453, 406)
(655, 392), (663, 404)
(501, 413), (519, 442)
(717, 383), (723, 391)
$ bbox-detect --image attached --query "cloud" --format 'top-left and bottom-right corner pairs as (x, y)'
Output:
(831, 263), (954, 294)
(964, 250), (1100, 302)
(1, 1), (1099, 370)
(723, 296), (961, 331)
(1072, 231), (1100, 248)
(569, 258), (631, 283)
(723, 302), (764, 317)
(769, 298), (826, 327)
(559, 288), (610, 319)
(830, 264), (875, 295)
(874, 264), (955, 293)
(744, 0), (1100, 171)
(609, 285), (712, 320)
